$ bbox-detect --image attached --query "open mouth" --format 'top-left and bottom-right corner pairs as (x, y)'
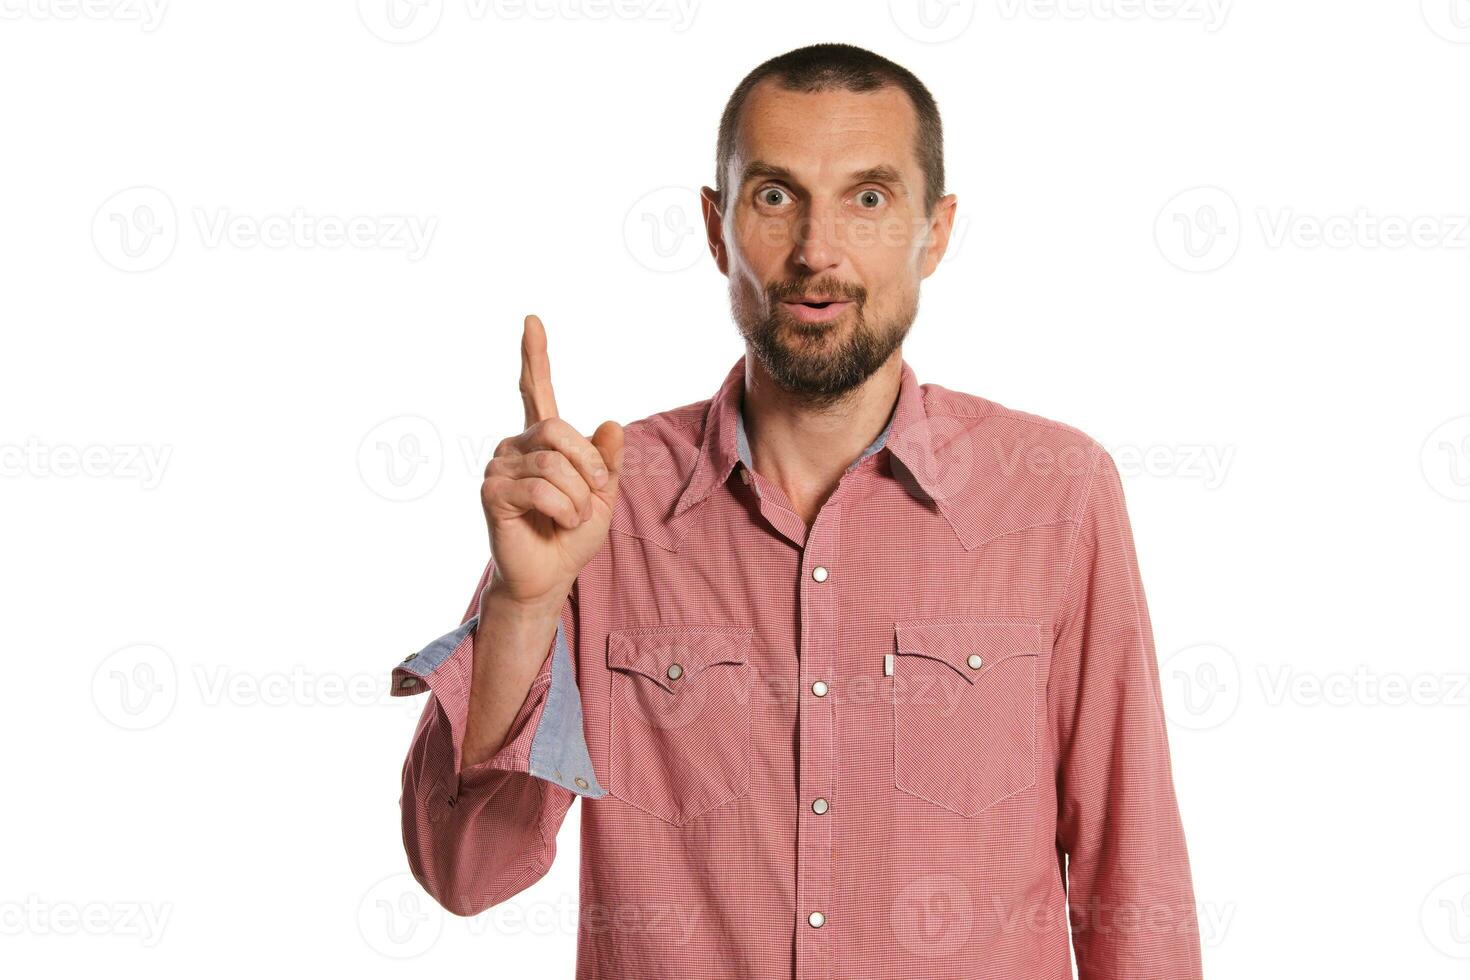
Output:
(780, 298), (854, 323)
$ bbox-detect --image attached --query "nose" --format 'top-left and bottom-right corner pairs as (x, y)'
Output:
(792, 199), (844, 275)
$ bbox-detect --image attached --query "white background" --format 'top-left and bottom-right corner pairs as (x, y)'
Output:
(3, 1), (1469, 976)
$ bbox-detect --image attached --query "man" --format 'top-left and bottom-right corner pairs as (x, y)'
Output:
(392, 42), (1203, 979)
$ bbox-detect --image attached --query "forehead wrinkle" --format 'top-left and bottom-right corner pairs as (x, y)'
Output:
(731, 84), (920, 199)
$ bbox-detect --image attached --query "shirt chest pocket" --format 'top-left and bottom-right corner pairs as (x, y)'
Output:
(605, 624), (755, 827)
(890, 619), (1045, 818)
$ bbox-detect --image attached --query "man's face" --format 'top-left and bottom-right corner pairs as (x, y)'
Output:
(702, 78), (956, 404)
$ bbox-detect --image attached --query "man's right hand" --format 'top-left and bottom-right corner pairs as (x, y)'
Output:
(480, 313), (624, 612)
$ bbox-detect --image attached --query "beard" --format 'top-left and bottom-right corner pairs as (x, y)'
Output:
(730, 274), (917, 407)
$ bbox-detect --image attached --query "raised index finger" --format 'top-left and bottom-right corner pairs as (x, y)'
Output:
(519, 313), (560, 429)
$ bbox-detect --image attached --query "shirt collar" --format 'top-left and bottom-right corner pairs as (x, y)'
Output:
(672, 354), (950, 524)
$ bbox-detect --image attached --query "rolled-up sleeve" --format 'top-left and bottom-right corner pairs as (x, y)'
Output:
(1050, 447), (1204, 979)
(392, 558), (606, 917)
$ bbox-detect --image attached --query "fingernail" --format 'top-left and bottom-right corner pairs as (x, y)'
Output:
(594, 468), (608, 487)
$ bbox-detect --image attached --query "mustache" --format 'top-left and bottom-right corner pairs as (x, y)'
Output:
(769, 280), (866, 303)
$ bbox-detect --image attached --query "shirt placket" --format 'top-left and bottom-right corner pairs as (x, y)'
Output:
(736, 461), (857, 980)
(794, 487), (846, 980)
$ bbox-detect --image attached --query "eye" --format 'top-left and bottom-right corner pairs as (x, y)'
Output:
(757, 186), (792, 208)
(855, 188), (886, 209)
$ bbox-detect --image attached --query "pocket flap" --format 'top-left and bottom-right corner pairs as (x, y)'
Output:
(893, 619), (1044, 684)
(607, 624), (754, 692)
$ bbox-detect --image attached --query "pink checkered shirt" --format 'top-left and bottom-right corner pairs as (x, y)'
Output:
(393, 354), (1203, 979)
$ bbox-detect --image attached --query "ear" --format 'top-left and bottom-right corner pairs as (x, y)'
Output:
(919, 192), (959, 279)
(700, 185), (729, 277)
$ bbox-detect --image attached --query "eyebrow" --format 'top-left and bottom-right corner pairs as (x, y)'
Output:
(739, 160), (909, 196)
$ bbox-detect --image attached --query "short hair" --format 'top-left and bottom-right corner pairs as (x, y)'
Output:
(714, 42), (945, 219)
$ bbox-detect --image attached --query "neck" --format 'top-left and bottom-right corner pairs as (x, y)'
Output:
(738, 349), (902, 523)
